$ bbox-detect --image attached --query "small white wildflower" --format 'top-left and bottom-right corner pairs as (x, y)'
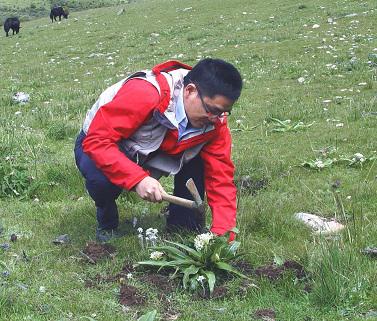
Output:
(14, 111), (22, 116)
(353, 153), (365, 162)
(194, 232), (214, 251)
(312, 24), (320, 29)
(336, 123), (344, 127)
(314, 160), (325, 168)
(197, 275), (205, 283)
(236, 119), (242, 125)
(297, 77), (305, 84)
(150, 251), (164, 260)
(346, 195), (352, 200)
(39, 286), (46, 293)
(137, 227), (143, 234)
(126, 273), (133, 279)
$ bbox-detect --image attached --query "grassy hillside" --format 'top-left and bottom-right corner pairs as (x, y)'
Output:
(0, 0), (126, 23)
(0, 0), (376, 320)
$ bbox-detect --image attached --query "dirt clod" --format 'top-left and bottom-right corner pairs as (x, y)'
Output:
(198, 286), (229, 300)
(254, 308), (276, 320)
(140, 274), (177, 293)
(254, 260), (306, 281)
(10, 234), (17, 242)
(82, 241), (116, 263)
(119, 285), (145, 306)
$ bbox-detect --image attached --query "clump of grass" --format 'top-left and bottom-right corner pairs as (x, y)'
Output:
(0, 157), (32, 198)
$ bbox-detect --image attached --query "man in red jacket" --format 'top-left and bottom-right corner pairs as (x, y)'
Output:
(74, 58), (242, 242)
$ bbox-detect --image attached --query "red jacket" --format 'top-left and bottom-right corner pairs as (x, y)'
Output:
(82, 62), (237, 236)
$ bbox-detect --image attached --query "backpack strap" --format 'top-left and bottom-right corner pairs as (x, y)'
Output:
(152, 60), (192, 112)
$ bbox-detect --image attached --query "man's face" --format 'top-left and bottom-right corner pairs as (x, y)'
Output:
(183, 83), (234, 128)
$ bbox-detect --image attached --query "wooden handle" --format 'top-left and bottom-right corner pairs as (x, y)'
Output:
(161, 192), (197, 209)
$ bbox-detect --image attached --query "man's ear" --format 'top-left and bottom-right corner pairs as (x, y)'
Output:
(183, 83), (197, 100)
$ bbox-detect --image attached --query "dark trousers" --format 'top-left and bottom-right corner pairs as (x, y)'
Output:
(74, 131), (205, 231)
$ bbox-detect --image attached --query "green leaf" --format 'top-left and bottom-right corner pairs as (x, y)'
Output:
(182, 265), (200, 289)
(202, 270), (216, 294)
(228, 241), (240, 254)
(138, 258), (197, 268)
(215, 262), (251, 279)
(151, 245), (188, 260)
(190, 276), (199, 291)
(137, 310), (157, 321)
(165, 240), (201, 260)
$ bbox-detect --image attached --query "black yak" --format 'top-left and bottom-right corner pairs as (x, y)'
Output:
(4, 17), (20, 37)
(50, 6), (69, 22)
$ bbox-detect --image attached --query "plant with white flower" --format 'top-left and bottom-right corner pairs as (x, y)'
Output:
(150, 251), (164, 260)
(126, 273), (133, 279)
(352, 153), (365, 163)
(194, 232), (214, 251)
(301, 158), (335, 170)
(145, 228), (158, 247)
(137, 227), (250, 296)
(137, 227), (159, 249)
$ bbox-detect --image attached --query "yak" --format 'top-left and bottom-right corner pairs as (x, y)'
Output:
(4, 17), (20, 37)
(50, 6), (69, 22)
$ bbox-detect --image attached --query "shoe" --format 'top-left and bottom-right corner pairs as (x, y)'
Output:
(96, 228), (125, 243)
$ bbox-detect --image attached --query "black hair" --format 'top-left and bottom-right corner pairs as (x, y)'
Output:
(184, 58), (243, 101)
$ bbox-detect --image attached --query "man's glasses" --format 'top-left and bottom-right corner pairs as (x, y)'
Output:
(194, 83), (231, 119)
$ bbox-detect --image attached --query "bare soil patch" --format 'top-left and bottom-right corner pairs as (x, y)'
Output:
(119, 285), (145, 306)
(198, 285), (229, 300)
(81, 241), (116, 263)
(254, 308), (276, 320)
(254, 260), (306, 280)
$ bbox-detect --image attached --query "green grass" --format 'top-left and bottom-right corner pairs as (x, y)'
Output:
(0, 0), (376, 320)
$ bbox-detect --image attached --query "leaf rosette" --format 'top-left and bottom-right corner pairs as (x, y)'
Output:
(137, 228), (250, 295)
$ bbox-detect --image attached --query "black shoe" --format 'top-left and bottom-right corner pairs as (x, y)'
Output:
(96, 228), (125, 243)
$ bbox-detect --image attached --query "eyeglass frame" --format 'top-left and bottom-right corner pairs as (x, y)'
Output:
(191, 82), (231, 119)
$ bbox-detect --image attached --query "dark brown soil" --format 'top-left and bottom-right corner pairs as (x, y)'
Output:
(139, 274), (177, 293)
(234, 260), (254, 274)
(254, 260), (307, 281)
(236, 176), (269, 195)
(82, 241), (116, 263)
(119, 285), (145, 306)
(198, 285), (229, 300)
(85, 260), (135, 287)
(254, 308), (276, 320)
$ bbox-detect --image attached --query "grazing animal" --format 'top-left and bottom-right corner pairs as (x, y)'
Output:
(50, 6), (69, 22)
(4, 17), (20, 37)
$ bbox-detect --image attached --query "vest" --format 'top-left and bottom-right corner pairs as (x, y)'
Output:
(83, 63), (215, 178)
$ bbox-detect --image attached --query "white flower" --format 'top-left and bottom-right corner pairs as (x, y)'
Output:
(197, 275), (205, 283)
(297, 77), (305, 84)
(314, 160), (325, 168)
(39, 286), (46, 293)
(336, 123), (344, 127)
(353, 153), (365, 162)
(312, 24), (320, 29)
(150, 251), (164, 260)
(137, 227), (143, 234)
(126, 273), (133, 279)
(194, 232), (214, 251)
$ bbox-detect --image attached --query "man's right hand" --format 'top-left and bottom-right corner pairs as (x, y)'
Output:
(134, 176), (165, 202)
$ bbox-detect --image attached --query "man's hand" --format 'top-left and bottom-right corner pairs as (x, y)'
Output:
(134, 176), (165, 202)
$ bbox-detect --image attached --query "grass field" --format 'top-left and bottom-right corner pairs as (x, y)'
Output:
(0, 0), (376, 320)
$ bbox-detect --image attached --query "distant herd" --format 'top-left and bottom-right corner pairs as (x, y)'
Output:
(3, 5), (69, 37)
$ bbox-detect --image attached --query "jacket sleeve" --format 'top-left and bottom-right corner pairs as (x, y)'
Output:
(200, 119), (237, 237)
(82, 79), (161, 190)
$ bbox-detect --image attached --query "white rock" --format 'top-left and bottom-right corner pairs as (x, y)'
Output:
(295, 212), (344, 234)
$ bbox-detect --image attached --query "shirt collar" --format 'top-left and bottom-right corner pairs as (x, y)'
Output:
(175, 88), (188, 129)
